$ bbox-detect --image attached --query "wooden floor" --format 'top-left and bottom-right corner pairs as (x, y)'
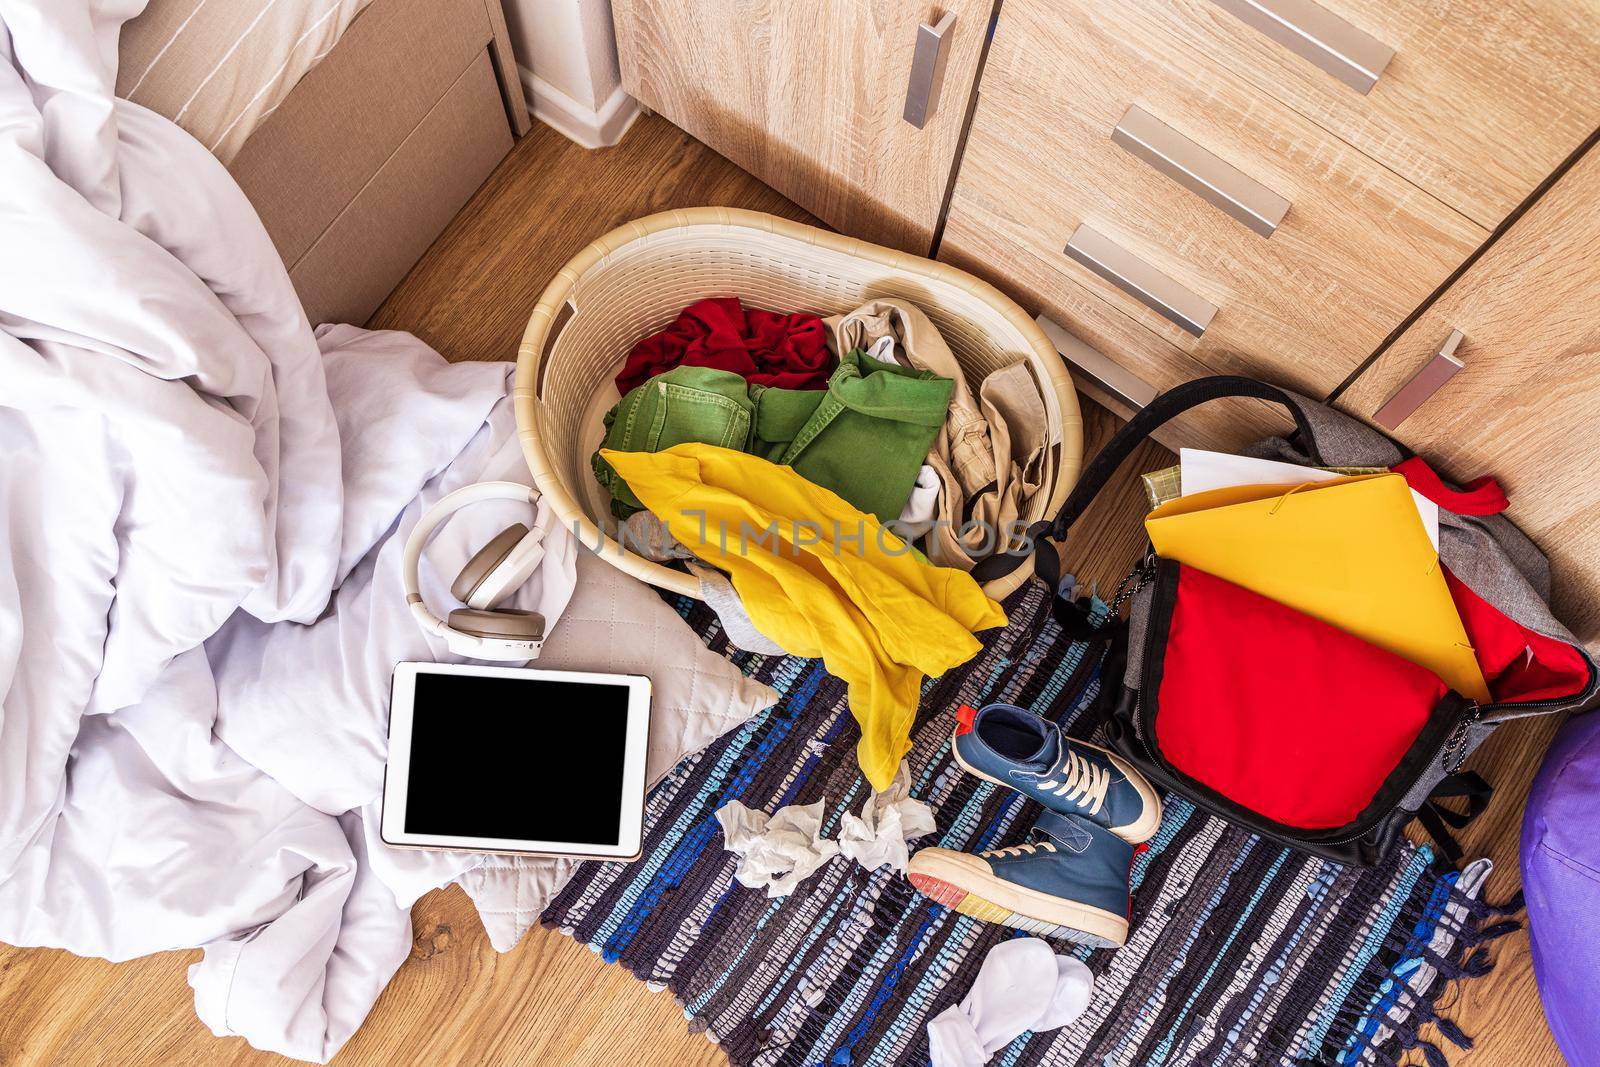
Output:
(0, 114), (1564, 1067)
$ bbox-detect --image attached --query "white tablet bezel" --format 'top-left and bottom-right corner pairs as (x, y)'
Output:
(381, 661), (651, 860)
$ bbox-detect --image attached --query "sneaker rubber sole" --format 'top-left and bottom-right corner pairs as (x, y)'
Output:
(906, 849), (1128, 949)
(950, 735), (1164, 845)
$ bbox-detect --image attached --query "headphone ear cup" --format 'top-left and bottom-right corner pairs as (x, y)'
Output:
(451, 523), (529, 609)
(446, 608), (546, 642)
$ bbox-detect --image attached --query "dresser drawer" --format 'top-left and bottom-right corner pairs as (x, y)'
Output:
(1145, 0), (1600, 229)
(940, 0), (1484, 406)
(229, 0), (494, 269)
(289, 51), (512, 327)
(1338, 144), (1600, 643)
(937, 239), (1296, 451)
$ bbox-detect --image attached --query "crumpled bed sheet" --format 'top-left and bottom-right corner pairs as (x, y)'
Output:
(0, 2), (766, 1060)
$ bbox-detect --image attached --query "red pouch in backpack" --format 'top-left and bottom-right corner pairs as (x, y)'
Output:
(1143, 563), (1469, 831)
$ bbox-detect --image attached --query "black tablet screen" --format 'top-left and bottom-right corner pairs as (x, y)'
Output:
(402, 673), (630, 846)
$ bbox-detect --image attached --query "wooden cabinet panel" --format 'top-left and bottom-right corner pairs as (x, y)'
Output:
(290, 52), (513, 328)
(1145, 0), (1600, 230)
(228, 0), (492, 268)
(939, 0), (1485, 402)
(613, 0), (989, 254)
(1339, 144), (1600, 645)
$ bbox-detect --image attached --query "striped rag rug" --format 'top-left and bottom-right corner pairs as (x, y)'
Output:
(541, 582), (1516, 1066)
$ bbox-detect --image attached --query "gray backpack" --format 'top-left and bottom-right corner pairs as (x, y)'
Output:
(1020, 377), (1598, 867)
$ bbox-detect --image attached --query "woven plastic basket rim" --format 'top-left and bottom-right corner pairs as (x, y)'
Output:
(513, 206), (1082, 601)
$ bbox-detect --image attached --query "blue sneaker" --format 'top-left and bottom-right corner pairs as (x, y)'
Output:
(951, 702), (1162, 843)
(907, 810), (1143, 948)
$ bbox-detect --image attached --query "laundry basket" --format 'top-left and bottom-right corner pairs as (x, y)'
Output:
(514, 208), (1082, 601)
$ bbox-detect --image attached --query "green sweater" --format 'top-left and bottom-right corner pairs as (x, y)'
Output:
(592, 351), (953, 522)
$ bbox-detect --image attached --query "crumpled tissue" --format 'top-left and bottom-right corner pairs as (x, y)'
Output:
(927, 937), (1094, 1067)
(715, 762), (935, 896)
(837, 761), (937, 873)
(715, 800), (841, 897)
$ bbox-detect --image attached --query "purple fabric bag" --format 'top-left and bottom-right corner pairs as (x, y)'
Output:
(1522, 710), (1600, 1066)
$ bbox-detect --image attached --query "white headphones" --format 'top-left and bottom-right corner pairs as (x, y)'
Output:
(403, 481), (555, 661)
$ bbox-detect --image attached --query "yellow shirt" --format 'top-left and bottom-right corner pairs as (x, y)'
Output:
(602, 444), (1008, 791)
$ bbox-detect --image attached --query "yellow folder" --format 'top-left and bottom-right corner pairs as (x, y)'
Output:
(1145, 473), (1489, 702)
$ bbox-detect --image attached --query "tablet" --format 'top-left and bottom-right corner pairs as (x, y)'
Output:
(381, 662), (651, 859)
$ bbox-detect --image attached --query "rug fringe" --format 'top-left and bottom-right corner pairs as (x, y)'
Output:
(1345, 882), (1520, 1067)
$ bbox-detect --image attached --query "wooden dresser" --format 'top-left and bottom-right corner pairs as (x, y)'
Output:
(612, 0), (1600, 639)
(938, 0), (1600, 450)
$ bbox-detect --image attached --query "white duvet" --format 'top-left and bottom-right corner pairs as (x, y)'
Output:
(0, 1), (603, 1060)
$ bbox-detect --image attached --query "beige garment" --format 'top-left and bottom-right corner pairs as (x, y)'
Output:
(826, 299), (1052, 570)
(118, 0), (375, 162)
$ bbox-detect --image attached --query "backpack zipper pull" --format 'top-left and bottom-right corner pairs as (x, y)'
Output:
(1442, 701), (1482, 774)
(1109, 552), (1156, 617)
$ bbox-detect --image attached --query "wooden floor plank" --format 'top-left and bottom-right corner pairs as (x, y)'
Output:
(0, 113), (1562, 1067)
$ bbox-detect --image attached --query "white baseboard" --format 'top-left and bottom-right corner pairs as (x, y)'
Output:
(519, 66), (640, 149)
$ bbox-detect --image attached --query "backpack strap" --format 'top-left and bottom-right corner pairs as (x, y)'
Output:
(969, 376), (1325, 586)
(1415, 770), (1493, 866)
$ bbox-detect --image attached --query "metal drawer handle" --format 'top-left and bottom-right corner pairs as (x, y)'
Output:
(1211, 0), (1395, 94)
(1372, 329), (1466, 430)
(1064, 224), (1217, 337)
(903, 11), (957, 129)
(1112, 106), (1290, 237)
(1036, 313), (1158, 412)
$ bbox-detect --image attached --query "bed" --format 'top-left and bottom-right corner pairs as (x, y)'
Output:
(118, 0), (531, 328)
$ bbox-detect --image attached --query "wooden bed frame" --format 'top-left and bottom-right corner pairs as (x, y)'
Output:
(226, 0), (531, 328)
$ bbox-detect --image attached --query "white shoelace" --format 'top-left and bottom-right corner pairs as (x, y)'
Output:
(1037, 750), (1111, 815)
(984, 841), (1058, 859)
